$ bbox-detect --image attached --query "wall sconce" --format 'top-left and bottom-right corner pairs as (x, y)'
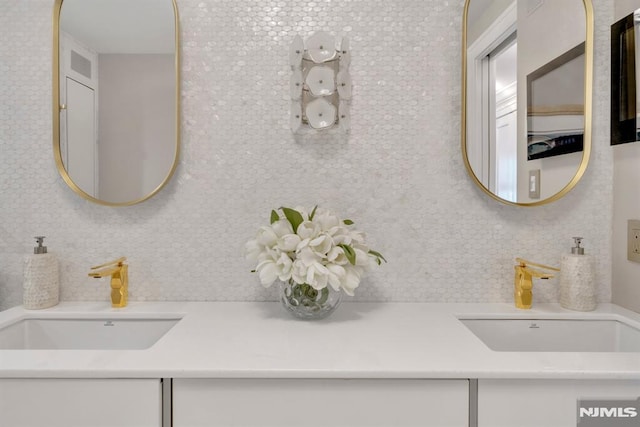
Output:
(290, 31), (351, 134)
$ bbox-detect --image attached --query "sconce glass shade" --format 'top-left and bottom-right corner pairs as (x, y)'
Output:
(290, 101), (302, 133)
(290, 70), (303, 100)
(336, 70), (351, 99)
(306, 66), (335, 96)
(306, 98), (336, 130)
(289, 31), (351, 134)
(339, 101), (351, 132)
(306, 31), (337, 63)
(339, 37), (351, 69)
(289, 35), (304, 69)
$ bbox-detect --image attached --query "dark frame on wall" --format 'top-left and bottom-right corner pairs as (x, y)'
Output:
(611, 11), (638, 145)
(526, 42), (586, 161)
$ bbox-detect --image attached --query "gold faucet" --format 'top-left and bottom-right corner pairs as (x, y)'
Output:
(514, 258), (560, 309)
(89, 257), (128, 308)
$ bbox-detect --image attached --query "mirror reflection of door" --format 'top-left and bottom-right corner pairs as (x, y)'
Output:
(55, 0), (178, 205)
(466, 1), (517, 201)
(65, 78), (97, 196)
(490, 38), (517, 202)
(60, 33), (99, 197)
(465, 0), (589, 205)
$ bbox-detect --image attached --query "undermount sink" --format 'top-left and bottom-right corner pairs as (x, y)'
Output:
(459, 317), (640, 352)
(0, 316), (182, 350)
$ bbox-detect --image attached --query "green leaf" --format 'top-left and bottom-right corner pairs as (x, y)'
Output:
(309, 205), (318, 221)
(339, 244), (356, 265)
(270, 210), (279, 224)
(343, 219), (354, 225)
(280, 207), (304, 233)
(369, 249), (387, 264)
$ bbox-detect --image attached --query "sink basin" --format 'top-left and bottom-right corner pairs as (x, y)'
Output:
(460, 317), (640, 352)
(0, 316), (181, 350)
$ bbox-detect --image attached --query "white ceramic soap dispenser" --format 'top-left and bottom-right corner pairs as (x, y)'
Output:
(559, 237), (596, 311)
(23, 236), (59, 309)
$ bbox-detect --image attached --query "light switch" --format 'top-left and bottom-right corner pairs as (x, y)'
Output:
(628, 219), (640, 263)
(528, 169), (540, 199)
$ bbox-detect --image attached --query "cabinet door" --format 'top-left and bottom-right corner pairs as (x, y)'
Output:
(173, 379), (468, 427)
(0, 378), (161, 427)
(478, 379), (640, 427)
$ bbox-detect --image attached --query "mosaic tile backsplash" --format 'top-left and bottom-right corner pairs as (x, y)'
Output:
(0, 0), (613, 311)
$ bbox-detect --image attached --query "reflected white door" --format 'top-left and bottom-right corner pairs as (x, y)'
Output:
(65, 77), (96, 197)
(495, 110), (517, 202)
(490, 39), (517, 202)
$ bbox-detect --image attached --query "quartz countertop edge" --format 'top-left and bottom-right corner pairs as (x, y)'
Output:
(0, 302), (639, 380)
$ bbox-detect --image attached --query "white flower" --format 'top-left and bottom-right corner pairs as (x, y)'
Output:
(315, 209), (341, 230)
(271, 219), (294, 238)
(275, 253), (293, 281)
(353, 246), (371, 267)
(349, 229), (367, 244)
(296, 220), (320, 240)
(245, 239), (262, 264)
(326, 246), (348, 265)
(255, 226), (278, 248)
(291, 247), (329, 289)
(306, 263), (329, 290)
(255, 255), (279, 287)
(341, 265), (363, 296)
(326, 264), (346, 291)
(277, 233), (301, 252)
(328, 225), (352, 246)
(247, 206), (385, 295)
(255, 251), (293, 287)
(308, 233), (332, 257)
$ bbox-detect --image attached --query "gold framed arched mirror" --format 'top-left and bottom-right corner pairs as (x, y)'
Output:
(53, 0), (180, 206)
(462, 0), (593, 206)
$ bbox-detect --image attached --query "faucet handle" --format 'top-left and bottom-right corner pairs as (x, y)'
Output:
(515, 257), (560, 272)
(90, 257), (127, 270)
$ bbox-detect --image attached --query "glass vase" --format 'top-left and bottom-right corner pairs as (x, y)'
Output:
(279, 279), (342, 320)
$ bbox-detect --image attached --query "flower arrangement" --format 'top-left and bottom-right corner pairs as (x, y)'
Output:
(246, 206), (385, 296)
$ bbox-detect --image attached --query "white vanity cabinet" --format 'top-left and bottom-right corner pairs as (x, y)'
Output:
(173, 378), (469, 427)
(478, 379), (640, 427)
(0, 378), (162, 427)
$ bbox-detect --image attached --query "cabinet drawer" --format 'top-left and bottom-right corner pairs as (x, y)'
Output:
(0, 378), (161, 427)
(478, 379), (640, 427)
(173, 378), (468, 427)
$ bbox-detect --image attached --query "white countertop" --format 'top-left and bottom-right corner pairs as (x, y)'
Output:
(1, 301), (639, 379)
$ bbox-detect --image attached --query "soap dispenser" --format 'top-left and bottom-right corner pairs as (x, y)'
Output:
(23, 236), (59, 309)
(559, 237), (596, 311)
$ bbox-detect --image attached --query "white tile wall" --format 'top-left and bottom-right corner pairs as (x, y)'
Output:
(0, 0), (613, 311)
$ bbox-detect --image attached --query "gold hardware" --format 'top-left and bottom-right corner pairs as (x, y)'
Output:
(52, 0), (181, 207)
(461, 0), (594, 207)
(59, 104), (66, 110)
(89, 257), (128, 308)
(514, 258), (560, 309)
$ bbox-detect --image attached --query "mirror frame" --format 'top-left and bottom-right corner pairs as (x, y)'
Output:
(52, 0), (180, 207)
(461, 0), (594, 207)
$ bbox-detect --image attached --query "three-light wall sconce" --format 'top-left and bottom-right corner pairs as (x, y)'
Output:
(290, 31), (352, 134)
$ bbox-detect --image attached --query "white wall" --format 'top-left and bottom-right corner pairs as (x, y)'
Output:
(0, 0), (614, 311)
(516, 0), (587, 202)
(613, 1), (640, 313)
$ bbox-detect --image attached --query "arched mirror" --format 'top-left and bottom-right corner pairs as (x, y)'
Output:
(462, 0), (593, 206)
(53, 0), (180, 206)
